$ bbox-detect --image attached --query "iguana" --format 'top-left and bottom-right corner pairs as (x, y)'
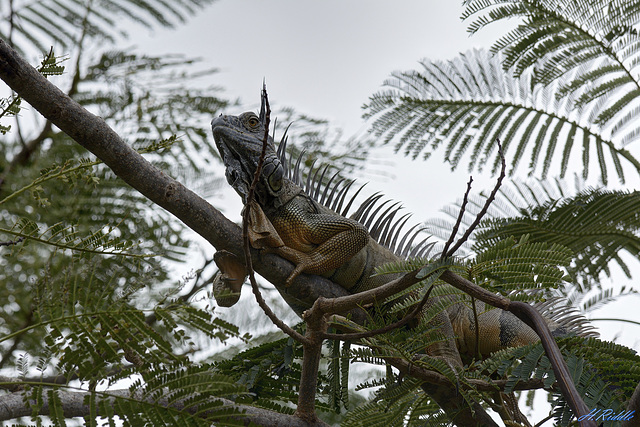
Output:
(209, 95), (596, 424)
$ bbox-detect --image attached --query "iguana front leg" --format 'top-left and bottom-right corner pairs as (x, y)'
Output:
(249, 198), (369, 287)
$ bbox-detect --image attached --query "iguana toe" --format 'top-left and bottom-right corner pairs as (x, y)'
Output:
(284, 265), (305, 287)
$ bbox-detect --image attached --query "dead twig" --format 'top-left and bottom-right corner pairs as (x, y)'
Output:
(441, 176), (472, 259)
(0, 237), (24, 247)
(444, 140), (506, 258)
(241, 84), (308, 345)
(321, 283), (435, 341)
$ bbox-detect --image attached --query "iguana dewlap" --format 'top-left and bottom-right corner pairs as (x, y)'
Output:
(209, 106), (592, 364)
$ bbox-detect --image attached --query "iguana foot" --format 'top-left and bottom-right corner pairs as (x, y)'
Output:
(272, 249), (323, 287)
(212, 272), (242, 307)
(284, 264), (305, 287)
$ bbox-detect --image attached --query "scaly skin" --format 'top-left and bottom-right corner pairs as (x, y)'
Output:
(210, 110), (558, 360)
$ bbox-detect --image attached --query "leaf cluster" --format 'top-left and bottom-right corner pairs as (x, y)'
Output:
(476, 336), (640, 426)
(4, 0), (218, 54)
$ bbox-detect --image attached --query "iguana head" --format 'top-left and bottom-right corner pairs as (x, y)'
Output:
(211, 104), (284, 205)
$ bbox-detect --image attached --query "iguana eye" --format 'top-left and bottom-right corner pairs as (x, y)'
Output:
(247, 116), (260, 129)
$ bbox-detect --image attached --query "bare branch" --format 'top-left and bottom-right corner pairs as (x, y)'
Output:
(241, 84), (307, 344)
(381, 359), (547, 393)
(444, 140), (506, 258)
(441, 176), (472, 259)
(321, 283), (435, 341)
(0, 236), (24, 246)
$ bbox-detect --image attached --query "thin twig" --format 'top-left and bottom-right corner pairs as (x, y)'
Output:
(441, 176), (472, 259)
(444, 140), (506, 258)
(241, 85), (307, 344)
(534, 413), (555, 427)
(321, 284), (435, 341)
(0, 237), (24, 247)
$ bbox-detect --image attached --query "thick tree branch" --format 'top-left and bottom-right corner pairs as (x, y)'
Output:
(439, 270), (594, 426)
(623, 380), (640, 427)
(0, 38), (367, 326)
(0, 387), (323, 426)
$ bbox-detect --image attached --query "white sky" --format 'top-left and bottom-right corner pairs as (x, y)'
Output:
(132, 0), (638, 409)
(137, 0), (489, 135)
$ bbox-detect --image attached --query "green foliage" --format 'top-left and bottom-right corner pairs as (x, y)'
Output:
(379, 235), (572, 303)
(214, 334), (335, 414)
(343, 376), (444, 427)
(0, 96), (21, 135)
(0, 47), (64, 134)
(5, 0), (219, 54)
(476, 188), (640, 289)
(426, 177), (639, 312)
(364, 49), (640, 184)
(472, 234), (572, 298)
(327, 339), (350, 413)
(4, 245), (251, 426)
(463, 0), (640, 104)
(76, 50), (231, 174)
(476, 337), (640, 426)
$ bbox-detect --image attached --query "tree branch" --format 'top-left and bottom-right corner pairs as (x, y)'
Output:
(320, 283), (434, 341)
(441, 176), (472, 258)
(383, 358), (547, 393)
(439, 270), (594, 426)
(623, 380), (640, 427)
(443, 139), (506, 258)
(0, 387), (323, 426)
(0, 37), (367, 326)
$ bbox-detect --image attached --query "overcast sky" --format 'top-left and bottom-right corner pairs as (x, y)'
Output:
(133, 0), (638, 351)
(137, 0), (497, 135)
(135, 0), (506, 218)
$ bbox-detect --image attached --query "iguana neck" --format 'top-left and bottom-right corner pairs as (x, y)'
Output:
(211, 111), (300, 211)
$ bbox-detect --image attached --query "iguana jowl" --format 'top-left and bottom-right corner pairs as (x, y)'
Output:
(209, 99), (595, 366)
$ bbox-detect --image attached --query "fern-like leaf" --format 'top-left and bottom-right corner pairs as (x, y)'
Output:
(463, 0), (640, 148)
(364, 49), (640, 184)
(475, 188), (640, 287)
(8, 0), (218, 53)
